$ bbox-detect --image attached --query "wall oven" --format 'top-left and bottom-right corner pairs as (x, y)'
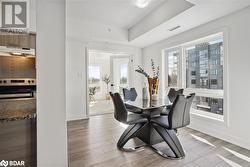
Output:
(0, 78), (36, 99)
(0, 55), (36, 121)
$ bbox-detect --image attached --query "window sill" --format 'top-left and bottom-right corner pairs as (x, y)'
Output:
(191, 109), (224, 123)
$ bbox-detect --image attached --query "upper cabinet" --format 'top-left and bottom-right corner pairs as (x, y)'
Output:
(0, 33), (36, 49)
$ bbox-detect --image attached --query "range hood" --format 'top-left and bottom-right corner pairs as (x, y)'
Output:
(0, 32), (36, 56)
(0, 46), (35, 56)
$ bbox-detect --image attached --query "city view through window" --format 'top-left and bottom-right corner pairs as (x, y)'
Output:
(166, 34), (224, 115)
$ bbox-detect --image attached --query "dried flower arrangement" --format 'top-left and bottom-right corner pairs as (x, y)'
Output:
(135, 59), (159, 79)
(135, 59), (160, 100)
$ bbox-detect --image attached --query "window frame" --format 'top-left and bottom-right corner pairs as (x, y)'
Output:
(182, 34), (224, 96)
(163, 32), (228, 123)
(165, 47), (183, 89)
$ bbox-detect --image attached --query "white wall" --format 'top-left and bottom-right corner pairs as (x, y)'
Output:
(66, 39), (143, 121)
(29, 0), (36, 32)
(142, 7), (250, 149)
(66, 40), (87, 121)
(37, 0), (68, 166)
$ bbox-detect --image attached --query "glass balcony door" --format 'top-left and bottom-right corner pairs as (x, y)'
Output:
(111, 56), (130, 94)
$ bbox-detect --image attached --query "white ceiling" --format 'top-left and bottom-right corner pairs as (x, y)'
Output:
(67, 0), (250, 47)
(67, 0), (166, 29)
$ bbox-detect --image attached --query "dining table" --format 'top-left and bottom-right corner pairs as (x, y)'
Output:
(124, 97), (171, 145)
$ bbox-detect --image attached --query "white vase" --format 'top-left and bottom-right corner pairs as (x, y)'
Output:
(152, 94), (158, 101)
(142, 82), (149, 99)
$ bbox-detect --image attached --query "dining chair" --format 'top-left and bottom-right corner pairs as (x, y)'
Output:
(122, 88), (142, 114)
(161, 88), (184, 115)
(123, 88), (138, 101)
(151, 93), (195, 159)
(110, 92), (148, 151)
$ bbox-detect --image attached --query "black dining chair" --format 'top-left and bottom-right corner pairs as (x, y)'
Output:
(161, 88), (184, 115)
(110, 92), (148, 151)
(123, 88), (142, 114)
(150, 93), (195, 159)
(123, 88), (138, 101)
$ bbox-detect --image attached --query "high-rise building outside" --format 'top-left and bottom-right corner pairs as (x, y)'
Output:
(186, 40), (223, 115)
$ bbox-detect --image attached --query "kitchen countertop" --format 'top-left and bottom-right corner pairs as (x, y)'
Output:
(0, 98), (36, 122)
(0, 110), (36, 122)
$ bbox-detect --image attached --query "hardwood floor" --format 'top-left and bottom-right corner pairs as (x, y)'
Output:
(67, 114), (250, 167)
(89, 99), (113, 116)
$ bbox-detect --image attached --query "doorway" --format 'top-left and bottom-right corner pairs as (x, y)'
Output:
(88, 50), (131, 116)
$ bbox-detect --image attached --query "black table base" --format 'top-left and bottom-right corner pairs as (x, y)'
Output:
(117, 122), (185, 159)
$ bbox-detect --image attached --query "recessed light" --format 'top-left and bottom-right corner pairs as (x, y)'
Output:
(168, 26), (181, 31)
(134, 0), (151, 8)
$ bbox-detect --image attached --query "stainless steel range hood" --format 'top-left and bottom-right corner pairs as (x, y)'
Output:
(0, 32), (36, 56)
(0, 46), (35, 57)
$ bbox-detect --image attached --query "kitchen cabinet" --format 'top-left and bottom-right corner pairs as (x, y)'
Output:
(0, 33), (36, 49)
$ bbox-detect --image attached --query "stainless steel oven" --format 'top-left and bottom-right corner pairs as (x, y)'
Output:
(0, 78), (36, 99)
(0, 55), (36, 120)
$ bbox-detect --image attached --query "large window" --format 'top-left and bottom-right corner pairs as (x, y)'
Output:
(88, 65), (101, 93)
(165, 33), (224, 117)
(185, 39), (223, 90)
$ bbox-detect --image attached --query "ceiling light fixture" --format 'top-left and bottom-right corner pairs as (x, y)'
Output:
(134, 0), (151, 8)
(10, 52), (22, 56)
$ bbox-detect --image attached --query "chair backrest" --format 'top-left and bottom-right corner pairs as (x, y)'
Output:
(123, 88), (138, 101)
(168, 93), (195, 129)
(110, 92), (128, 123)
(168, 88), (184, 103)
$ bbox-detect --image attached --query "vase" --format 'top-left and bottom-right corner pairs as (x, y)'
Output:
(142, 82), (149, 99)
(147, 77), (159, 100)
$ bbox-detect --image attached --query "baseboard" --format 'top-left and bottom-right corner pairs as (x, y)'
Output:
(67, 116), (89, 122)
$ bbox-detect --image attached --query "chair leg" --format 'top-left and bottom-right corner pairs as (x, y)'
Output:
(152, 124), (185, 159)
(117, 123), (146, 151)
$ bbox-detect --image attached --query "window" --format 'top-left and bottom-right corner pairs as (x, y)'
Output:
(185, 34), (224, 115)
(193, 96), (223, 115)
(211, 79), (217, 85)
(164, 33), (224, 117)
(185, 38), (223, 90)
(166, 49), (180, 88)
(211, 69), (218, 75)
(88, 65), (101, 93)
(112, 57), (130, 93)
(120, 63), (128, 85)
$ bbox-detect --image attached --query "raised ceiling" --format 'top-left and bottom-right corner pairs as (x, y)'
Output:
(67, 0), (166, 29)
(130, 0), (250, 47)
(67, 0), (250, 47)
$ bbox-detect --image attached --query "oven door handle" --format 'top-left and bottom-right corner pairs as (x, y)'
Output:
(0, 92), (34, 99)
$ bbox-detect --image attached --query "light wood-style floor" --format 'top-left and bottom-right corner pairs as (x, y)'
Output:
(89, 99), (113, 116)
(68, 114), (250, 167)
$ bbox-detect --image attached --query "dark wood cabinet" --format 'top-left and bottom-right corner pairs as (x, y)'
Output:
(0, 33), (36, 49)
